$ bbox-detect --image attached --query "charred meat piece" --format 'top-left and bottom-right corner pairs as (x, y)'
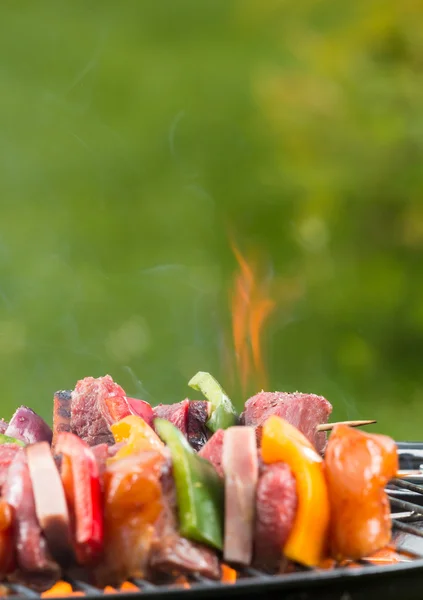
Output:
(186, 401), (210, 451)
(3, 452), (60, 591)
(0, 444), (23, 494)
(240, 391), (332, 454)
(254, 462), (297, 572)
(325, 425), (398, 560)
(70, 375), (131, 446)
(52, 391), (72, 448)
(198, 429), (224, 477)
(6, 407), (52, 446)
(222, 427), (258, 565)
(153, 400), (189, 437)
(149, 462), (220, 580)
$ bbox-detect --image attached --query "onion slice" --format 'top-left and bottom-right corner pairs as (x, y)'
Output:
(222, 426), (258, 565)
(27, 442), (74, 566)
(6, 406), (53, 445)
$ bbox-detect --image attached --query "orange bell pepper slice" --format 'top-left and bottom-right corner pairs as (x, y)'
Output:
(109, 415), (165, 463)
(261, 415), (330, 567)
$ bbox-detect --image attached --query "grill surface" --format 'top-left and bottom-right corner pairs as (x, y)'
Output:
(6, 441), (423, 600)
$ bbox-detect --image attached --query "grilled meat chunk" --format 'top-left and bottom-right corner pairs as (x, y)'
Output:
(186, 401), (210, 451)
(0, 444), (22, 494)
(254, 462), (297, 571)
(198, 429), (224, 477)
(240, 391), (332, 453)
(153, 401), (189, 437)
(4, 452), (60, 591)
(70, 375), (131, 447)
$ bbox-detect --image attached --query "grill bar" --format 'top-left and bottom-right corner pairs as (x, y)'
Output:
(391, 478), (423, 495)
(7, 583), (40, 598)
(387, 494), (423, 515)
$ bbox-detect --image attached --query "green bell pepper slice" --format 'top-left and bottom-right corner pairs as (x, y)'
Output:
(0, 433), (25, 446)
(188, 371), (238, 433)
(154, 417), (224, 550)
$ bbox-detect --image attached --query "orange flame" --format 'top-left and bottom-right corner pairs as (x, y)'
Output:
(41, 582), (84, 597)
(221, 564), (237, 584)
(230, 242), (275, 395)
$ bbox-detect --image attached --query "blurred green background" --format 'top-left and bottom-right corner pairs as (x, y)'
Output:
(1, 0), (423, 439)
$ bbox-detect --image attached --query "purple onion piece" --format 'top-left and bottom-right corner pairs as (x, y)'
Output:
(5, 406), (53, 445)
(0, 419), (8, 434)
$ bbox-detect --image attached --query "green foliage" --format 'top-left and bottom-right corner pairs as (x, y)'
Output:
(0, 0), (422, 438)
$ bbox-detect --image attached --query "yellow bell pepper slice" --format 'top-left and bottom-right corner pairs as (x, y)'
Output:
(261, 415), (330, 567)
(109, 415), (165, 462)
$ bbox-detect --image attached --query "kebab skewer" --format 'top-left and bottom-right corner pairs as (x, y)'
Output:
(0, 372), (402, 591)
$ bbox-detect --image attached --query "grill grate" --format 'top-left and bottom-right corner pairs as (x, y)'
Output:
(5, 443), (423, 600)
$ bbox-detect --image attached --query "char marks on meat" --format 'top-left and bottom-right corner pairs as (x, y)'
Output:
(198, 429), (224, 477)
(254, 461), (297, 572)
(153, 400), (189, 437)
(52, 391), (72, 448)
(241, 391), (332, 454)
(186, 401), (210, 451)
(70, 375), (127, 447)
(149, 461), (220, 580)
(4, 452), (60, 591)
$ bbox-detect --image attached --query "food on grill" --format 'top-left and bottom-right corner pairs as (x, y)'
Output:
(188, 371), (238, 433)
(198, 429), (225, 477)
(0, 371), (399, 592)
(95, 449), (164, 586)
(3, 452), (60, 590)
(0, 434), (25, 447)
(325, 424), (398, 560)
(125, 398), (154, 427)
(52, 391), (72, 448)
(148, 460), (220, 581)
(0, 500), (14, 578)
(109, 416), (166, 462)
(222, 427), (258, 565)
(261, 415), (330, 567)
(5, 407), (52, 446)
(26, 442), (74, 566)
(70, 376), (131, 447)
(155, 418), (224, 551)
(254, 461), (297, 571)
(55, 433), (103, 566)
(186, 401), (210, 452)
(241, 391), (332, 454)
(153, 400), (189, 437)
(0, 444), (22, 494)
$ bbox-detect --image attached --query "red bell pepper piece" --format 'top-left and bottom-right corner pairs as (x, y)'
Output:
(55, 432), (104, 565)
(127, 397), (154, 427)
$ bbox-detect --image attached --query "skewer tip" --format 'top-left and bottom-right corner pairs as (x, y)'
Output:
(317, 419), (377, 432)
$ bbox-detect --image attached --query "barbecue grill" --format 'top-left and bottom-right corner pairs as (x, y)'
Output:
(5, 441), (423, 600)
